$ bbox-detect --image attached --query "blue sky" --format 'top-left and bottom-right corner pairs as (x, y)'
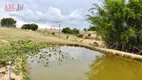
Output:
(0, 0), (101, 29)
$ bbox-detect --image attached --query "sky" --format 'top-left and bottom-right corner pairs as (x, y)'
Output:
(0, 0), (101, 29)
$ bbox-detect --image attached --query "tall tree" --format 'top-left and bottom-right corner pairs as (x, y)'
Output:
(87, 0), (142, 54)
(0, 18), (16, 28)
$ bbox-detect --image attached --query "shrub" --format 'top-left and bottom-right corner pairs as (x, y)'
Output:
(94, 42), (99, 46)
(77, 34), (83, 38)
(72, 28), (79, 34)
(21, 24), (30, 30)
(62, 27), (72, 34)
(88, 26), (96, 31)
(62, 27), (80, 35)
(21, 25), (27, 29)
(24, 24), (31, 30)
(84, 28), (87, 32)
(88, 34), (91, 37)
(51, 32), (55, 36)
(21, 23), (38, 31)
(30, 24), (38, 31)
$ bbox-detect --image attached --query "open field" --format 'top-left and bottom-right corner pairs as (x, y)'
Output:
(0, 28), (94, 45)
(0, 28), (142, 62)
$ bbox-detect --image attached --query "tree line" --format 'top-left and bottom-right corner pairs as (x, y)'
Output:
(0, 18), (38, 31)
(62, 27), (80, 34)
(21, 24), (38, 31)
(0, 18), (16, 28)
(87, 0), (142, 54)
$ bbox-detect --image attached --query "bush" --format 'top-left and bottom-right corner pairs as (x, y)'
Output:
(0, 60), (7, 68)
(62, 27), (72, 34)
(77, 34), (83, 38)
(21, 25), (27, 29)
(62, 27), (80, 35)
(88, 34), (91, 37)
(21, 23), (38, 31)
(72, 28), (79, 34)
(51, 32), (55, 36)
(84, 28), (87, 31)
(21, 24), (30, 30)
(24, 24), (31, 30)
(88, 26), (96, 31)
(30, 24), (38, 31)
(94, 42), (99, 46)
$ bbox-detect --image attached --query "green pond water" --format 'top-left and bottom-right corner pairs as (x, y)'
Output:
(29, 46), (142, 80)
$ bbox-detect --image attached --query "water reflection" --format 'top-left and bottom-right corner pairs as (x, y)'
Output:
(29, 46), (102, 80)
(29, 47), (73, 67)
(29, 46), (142, 80)
(86, 55), (142, 80)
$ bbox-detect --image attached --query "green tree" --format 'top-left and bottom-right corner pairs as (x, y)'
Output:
(51, 32), (55, 36)
(62, 27), (72, 34)
(62, 27), (80, 34)
(0, 18), (16, 28)
(84, 28), (87, 31)
(30, 24), (38, 31)
(21, 25), (28, 29)
(72, 28), (79, 34)
(88, 26), (96, 31)
(21, 24), (31, 30)
(21, 24), (38, 31)
(87, 0), (142, 54)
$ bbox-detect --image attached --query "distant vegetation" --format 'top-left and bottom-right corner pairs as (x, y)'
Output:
(0, 18), (16, 28)
(77, 34), (83, 38)
(62, 27), (79, 35)
(87, 0), (142, 54)
(87, 26), (96, 31)
(21, 24), (38, 31)
(51, 32), (55, 36)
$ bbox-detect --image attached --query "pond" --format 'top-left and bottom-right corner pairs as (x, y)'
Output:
(29, 46), (142, 80)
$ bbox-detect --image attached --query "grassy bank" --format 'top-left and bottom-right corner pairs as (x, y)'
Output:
(0, 28), (142, 62)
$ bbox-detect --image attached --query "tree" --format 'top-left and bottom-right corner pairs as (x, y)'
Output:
(21, 25), (28, 29)
(24, 24), (31, 30)
(21, 24), (38, 31)
(87, 0), (142, 54)
(62, 27), (80, 35)
(30, 24), (38, 31)
(21, 24), (31, 30)
(0, 18), (16, 28)
(72, 28), (79, 34)
(84, 28), (86, 31)
(88, 26), (96, 31)
(62, 27), (72, 34)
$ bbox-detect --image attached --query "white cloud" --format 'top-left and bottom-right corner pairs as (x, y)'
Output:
(0, 0), (98, 29)
(9, 7), (83, 28)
